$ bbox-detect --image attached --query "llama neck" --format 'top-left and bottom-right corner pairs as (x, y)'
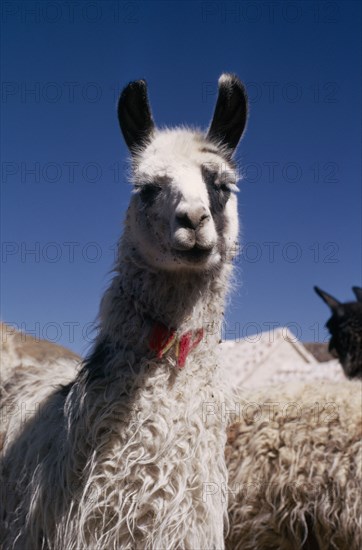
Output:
(97, 239), (231, 361)
(64, 238), (233, 550)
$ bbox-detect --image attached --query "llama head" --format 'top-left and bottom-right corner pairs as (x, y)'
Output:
(314, 286), (362, 379)
(117, 74), (248, 272)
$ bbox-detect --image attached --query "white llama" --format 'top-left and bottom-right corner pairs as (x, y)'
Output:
(0, 74), (248, 549)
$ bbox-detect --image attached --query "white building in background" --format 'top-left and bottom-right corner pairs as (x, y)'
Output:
(218, 328), (344, 388)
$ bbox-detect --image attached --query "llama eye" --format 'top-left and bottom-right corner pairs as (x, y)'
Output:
(216, 185), (231, 207)
(201, 165), (231, 212)
(214, 176), (231, 199)
(218, 171), (237, 193)
(209, 182), (230, 211)
(139, 185), (162, 204)
(218, 183), (230, 194)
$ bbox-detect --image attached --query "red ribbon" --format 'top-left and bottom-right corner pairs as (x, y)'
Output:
(148, 323), (204, 368)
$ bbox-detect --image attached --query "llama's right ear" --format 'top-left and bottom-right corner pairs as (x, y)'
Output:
(207, 73), (248, 157)
(352, 286), (362, 302)
(314, 286), (341, 312)
(117, 80), (155, 153)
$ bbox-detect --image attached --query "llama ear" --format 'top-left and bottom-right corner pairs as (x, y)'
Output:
(352, 286), (362, 302)
(207, 73), (248, 156)
(117, 79), (155, 153)
(314, 286), (341, 312)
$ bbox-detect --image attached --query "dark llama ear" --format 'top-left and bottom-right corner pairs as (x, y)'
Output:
(118, 79), (155, 153)
(352, 286), (362, 302)
(207, 73), (248, 156)
(314, 286), (341, 312)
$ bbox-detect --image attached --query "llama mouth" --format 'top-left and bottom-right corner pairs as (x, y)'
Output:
(174, 245), (214, 263)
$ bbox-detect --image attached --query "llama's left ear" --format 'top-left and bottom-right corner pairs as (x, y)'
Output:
(207, 73), (248, 156)
(352, 286), (362, 302)
(314, 286), (341, 312)
(117, 79), (155, 153)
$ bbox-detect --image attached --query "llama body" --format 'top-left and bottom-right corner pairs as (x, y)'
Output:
(1, 75), (248, 549)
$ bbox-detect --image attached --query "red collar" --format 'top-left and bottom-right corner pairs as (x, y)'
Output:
(148, 322), (204, 368)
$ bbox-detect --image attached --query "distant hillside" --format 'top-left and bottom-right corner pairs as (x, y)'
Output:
(1, 323), (80, 363)
(303, 342), (334, 363)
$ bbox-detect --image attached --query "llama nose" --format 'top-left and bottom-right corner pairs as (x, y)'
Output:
(175, 206), (210, 230)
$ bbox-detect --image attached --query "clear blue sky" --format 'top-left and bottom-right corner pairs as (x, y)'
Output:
(1, 0), (361, 355)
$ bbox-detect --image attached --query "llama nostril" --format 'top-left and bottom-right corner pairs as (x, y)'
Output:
(199, 213), (210, 224)
(176, 212), (195, 230)
(176, 208), (210, 230)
